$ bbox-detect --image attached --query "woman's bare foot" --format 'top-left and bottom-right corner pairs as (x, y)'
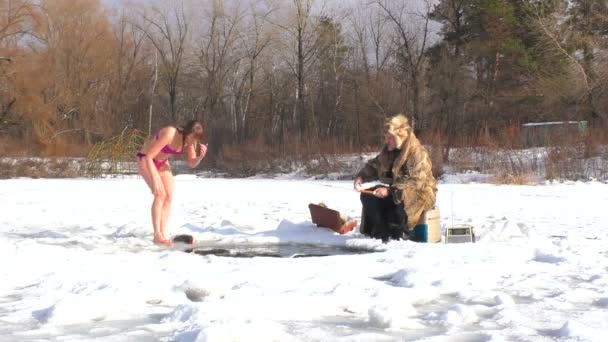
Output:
(153, 235), (174, 247)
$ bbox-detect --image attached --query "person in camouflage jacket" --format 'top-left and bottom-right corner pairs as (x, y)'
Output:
(354, 114), (437, 241)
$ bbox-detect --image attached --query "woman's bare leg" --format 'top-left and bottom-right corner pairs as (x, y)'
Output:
(137, 159), (155, 190)
(138, 159), (166, 242)
(159, 167), (175, 240)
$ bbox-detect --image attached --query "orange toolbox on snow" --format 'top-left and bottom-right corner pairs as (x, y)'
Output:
(308, 203), (357, 235)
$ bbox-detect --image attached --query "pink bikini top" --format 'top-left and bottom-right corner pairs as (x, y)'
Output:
(156, 132), (183, 155)
(160, 144), (182, 155)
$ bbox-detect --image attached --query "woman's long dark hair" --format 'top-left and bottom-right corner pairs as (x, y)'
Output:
(177, 120), (204, 148)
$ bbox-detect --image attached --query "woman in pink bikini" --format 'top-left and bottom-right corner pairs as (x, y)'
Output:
(136, 120), (208, 246)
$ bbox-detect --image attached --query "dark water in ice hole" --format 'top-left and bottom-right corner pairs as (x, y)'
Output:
(184, 243), (379, 258)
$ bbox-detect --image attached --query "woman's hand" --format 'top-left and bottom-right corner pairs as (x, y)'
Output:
(197, 142), (208, 160)
(188, 142), (208, 169)
(373, 187), (390, 198)
(353, 177), (363, 191)
(152, 179), (164, 196)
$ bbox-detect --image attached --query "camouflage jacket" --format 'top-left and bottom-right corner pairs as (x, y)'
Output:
(356, 137), (437, 229)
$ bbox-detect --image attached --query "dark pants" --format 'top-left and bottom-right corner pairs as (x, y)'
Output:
(360, 190), (408, 242)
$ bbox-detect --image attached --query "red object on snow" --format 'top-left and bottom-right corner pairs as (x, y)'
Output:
(308, 203), (357, 235)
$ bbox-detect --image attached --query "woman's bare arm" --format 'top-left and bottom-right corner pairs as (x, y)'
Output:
(142, 127), (176, 192)
(186, 142), (207, 169)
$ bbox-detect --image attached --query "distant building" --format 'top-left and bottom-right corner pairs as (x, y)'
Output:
(521, 121), (588, 147)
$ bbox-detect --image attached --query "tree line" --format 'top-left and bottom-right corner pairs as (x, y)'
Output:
(1, 0), (606, 160)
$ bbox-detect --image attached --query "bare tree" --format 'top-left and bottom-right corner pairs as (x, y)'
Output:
(0, 0), (35, 44)
(110, 12), (147, 131)
(192, 0), (246, 152)
(313, 16), (348, 138)
(266, 0), (326, 138)
(349, 3), (393, 118)
(368, 5), (392, 79)
(0, 0), (37, 132)
(233, 2), (273, 142)
(375, 0), (433, 129)
(136, 3), (188, 121)
(36, 0), (115, 143)
(347, 4), (370, 81)
(149, 49), (158, 135)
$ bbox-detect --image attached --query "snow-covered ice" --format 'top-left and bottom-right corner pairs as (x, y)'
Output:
(1, 176), (607, 341)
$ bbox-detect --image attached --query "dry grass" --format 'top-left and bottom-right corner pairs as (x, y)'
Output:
(42, 140), (90, 157)
(1, 125), (606, 181)
(0, 158), (82, 179)
(0, 136), (30, 157)
(210, 137), (368, 177)
(542, 145), (604, 181)
(493, 173), (537, 185)
(85, 129), (147, 177)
